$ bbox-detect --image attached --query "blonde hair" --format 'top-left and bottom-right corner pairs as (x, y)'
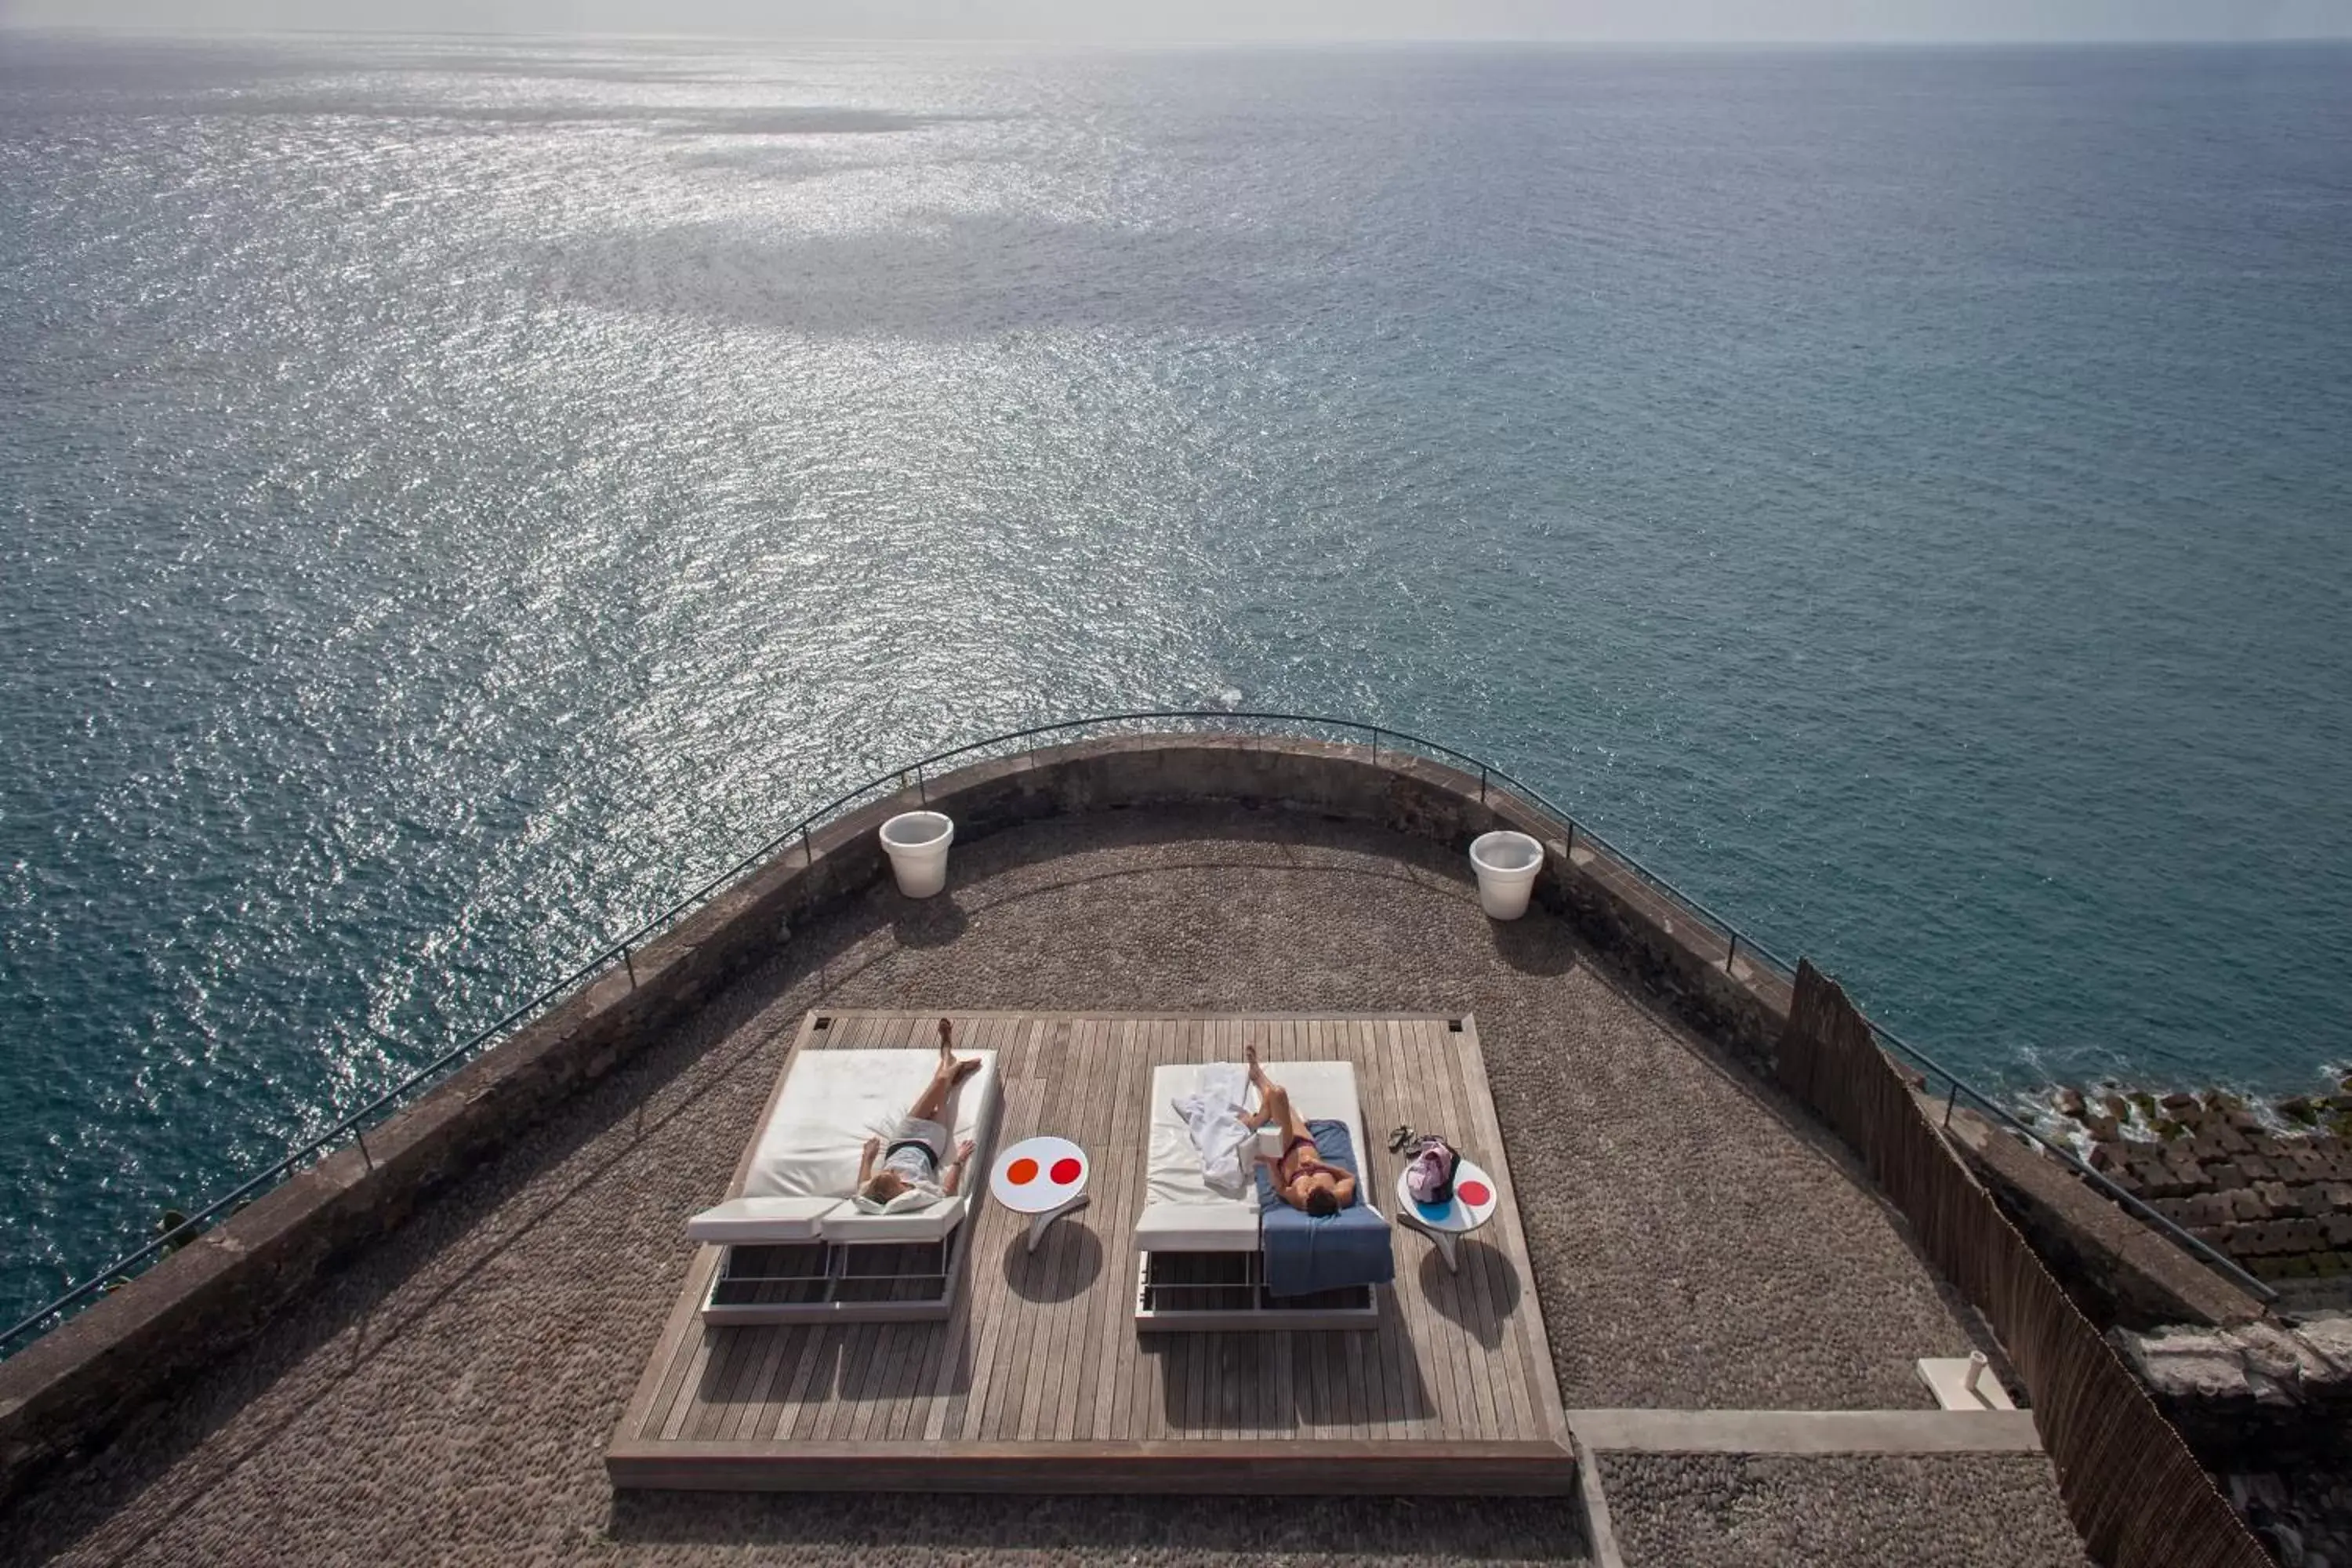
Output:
(860, 1170), (908, 1204)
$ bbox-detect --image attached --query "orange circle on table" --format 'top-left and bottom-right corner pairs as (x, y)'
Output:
(1050, 1157), (1082, 1185)
(1457, 1179), (1492, 1207)
(1007, 1157), (1039, 1185)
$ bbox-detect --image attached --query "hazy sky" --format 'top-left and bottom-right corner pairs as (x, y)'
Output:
(3, 0), (2348, 42)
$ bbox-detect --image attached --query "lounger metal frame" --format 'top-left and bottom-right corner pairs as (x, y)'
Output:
(1131, 1221), (1385, 1333)
(700, 1229), (970, 1323)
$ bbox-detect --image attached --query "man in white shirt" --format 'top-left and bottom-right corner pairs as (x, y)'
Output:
(852, 1017), (981, 1212)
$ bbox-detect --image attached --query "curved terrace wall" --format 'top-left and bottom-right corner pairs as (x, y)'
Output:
(0, 732), (1790, 1504)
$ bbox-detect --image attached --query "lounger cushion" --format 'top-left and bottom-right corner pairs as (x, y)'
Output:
(743, 1047), (1000, 1202)
(686, 1196), (841, 1243)
(1139, 1061), (1376, 1252)
(688, 1047), (999, 1245)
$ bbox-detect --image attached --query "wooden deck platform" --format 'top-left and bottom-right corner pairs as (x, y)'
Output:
(607, 1011), (1576, 1494)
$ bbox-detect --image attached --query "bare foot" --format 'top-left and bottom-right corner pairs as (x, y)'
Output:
(952, 1055), (982, 1084)
(937, 1018), (954, 1062)
(1245, 1042), (1269, 1090)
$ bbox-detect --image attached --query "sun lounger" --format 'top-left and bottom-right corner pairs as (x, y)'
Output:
(1134, 1060), (1388, 1330)
(688, 1046), (1000, 1323)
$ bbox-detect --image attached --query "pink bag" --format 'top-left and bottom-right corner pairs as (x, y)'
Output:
(1406, 1137), (1459, 1205)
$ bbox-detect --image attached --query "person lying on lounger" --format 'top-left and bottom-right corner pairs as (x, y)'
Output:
(1245, 1044), (1358, 1218)
(853, 1018), (982, 1212)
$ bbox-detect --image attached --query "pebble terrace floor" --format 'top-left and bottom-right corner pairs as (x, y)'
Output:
(0, 806), (2081, 1566)
(1598, 1453), (2095, 1567)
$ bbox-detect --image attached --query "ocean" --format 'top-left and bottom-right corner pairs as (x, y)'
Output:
(1, 31), (2347, 1327)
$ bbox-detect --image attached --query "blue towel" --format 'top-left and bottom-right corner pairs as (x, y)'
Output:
(1254, 1119), (1396, 1299)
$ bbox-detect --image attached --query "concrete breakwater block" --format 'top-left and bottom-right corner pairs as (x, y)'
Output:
(2046, 1085), (2352, 1287)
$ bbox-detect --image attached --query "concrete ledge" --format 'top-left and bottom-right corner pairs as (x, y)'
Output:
(0, 731), (1794, 1508)
(1566, 1408), (2044, 1455)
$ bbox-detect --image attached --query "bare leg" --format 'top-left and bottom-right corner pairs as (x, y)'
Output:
(909, 1058), (959, 1124)
(909, 1054), (983, 1124)
(1250, 1080), (1310, 1147)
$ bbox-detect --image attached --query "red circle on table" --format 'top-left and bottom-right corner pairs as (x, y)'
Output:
(1007, 1157), (1039, 1185)
(1050, 1156), (1082, 1185)
(1457, 1179), (1492, 1207)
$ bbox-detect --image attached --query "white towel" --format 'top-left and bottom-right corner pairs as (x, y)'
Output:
(1173, 1062), (1255, 1198)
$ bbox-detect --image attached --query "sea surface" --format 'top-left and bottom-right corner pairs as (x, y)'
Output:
(2, 32), (2349, 1327)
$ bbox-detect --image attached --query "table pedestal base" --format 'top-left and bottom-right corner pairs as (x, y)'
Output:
(1400, 1212), (1464, 1272)
(1025, 1192), (1091, 1252)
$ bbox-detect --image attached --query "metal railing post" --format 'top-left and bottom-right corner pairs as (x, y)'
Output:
(622, 943), (637, 989)
(916, 762), (927, 807)
(1726, 931), (1740, 972)
(1943, 1078), (1958, 1128)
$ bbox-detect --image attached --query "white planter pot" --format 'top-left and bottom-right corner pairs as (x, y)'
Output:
(1468, 829), (1544, 920)
(880, 811), (956, 898)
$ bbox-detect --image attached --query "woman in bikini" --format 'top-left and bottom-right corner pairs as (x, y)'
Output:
(1244, 1043), (1356, 1218)
(853, 1018), (982, 1211)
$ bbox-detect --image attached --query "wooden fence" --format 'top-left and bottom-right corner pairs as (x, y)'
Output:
(1777, 960), (2270, 1568)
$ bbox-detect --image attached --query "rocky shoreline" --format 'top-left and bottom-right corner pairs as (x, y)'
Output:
(2044, 1076), (2352, 1292)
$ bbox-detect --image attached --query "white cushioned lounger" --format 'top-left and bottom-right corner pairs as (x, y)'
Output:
(1136, 1060), (1372, 1251)
(688, 1047), (1000, 1247)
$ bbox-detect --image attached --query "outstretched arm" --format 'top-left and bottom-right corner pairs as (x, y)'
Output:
(942, 1138), (977, 1196)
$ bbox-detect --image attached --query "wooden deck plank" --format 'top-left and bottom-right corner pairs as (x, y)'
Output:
(1004, 1018), (1073, 1440)
(1391, 1018), (1472, 1439)
(632, 1245), (719, 1442)
(612, 1010), (1573, 1494)
(1078, 1018), (1142, 1442)
(1136, 1017), (1178, 1444)
(1040, 1016), (1105, 1442)
(1010, 1017), (1076, 1440)
(1444, 1020), (1535, 1445)
(1457, 1016), (1571, 1445)
(1118, 1018), (1176, 1443)
(1451, 1018), (1540, 1445)
(925, 1014), (1011, 1442)
(968, 1036), (1044, 1440)
(1354, 1018), (1414, 1439)
(1425, 1017), (1505, 1439)
(1418, 1017), (1496, 1442)
(682, 1325), (759, 1443)
(720, 1324), (795, 1444)
(1370, 1018), (1439, 1439)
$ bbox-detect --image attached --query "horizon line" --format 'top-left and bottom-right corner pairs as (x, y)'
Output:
(8, 21), (2352, 48)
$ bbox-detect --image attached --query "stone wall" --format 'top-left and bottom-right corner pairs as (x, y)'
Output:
(0, 732), (1792, 1508)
